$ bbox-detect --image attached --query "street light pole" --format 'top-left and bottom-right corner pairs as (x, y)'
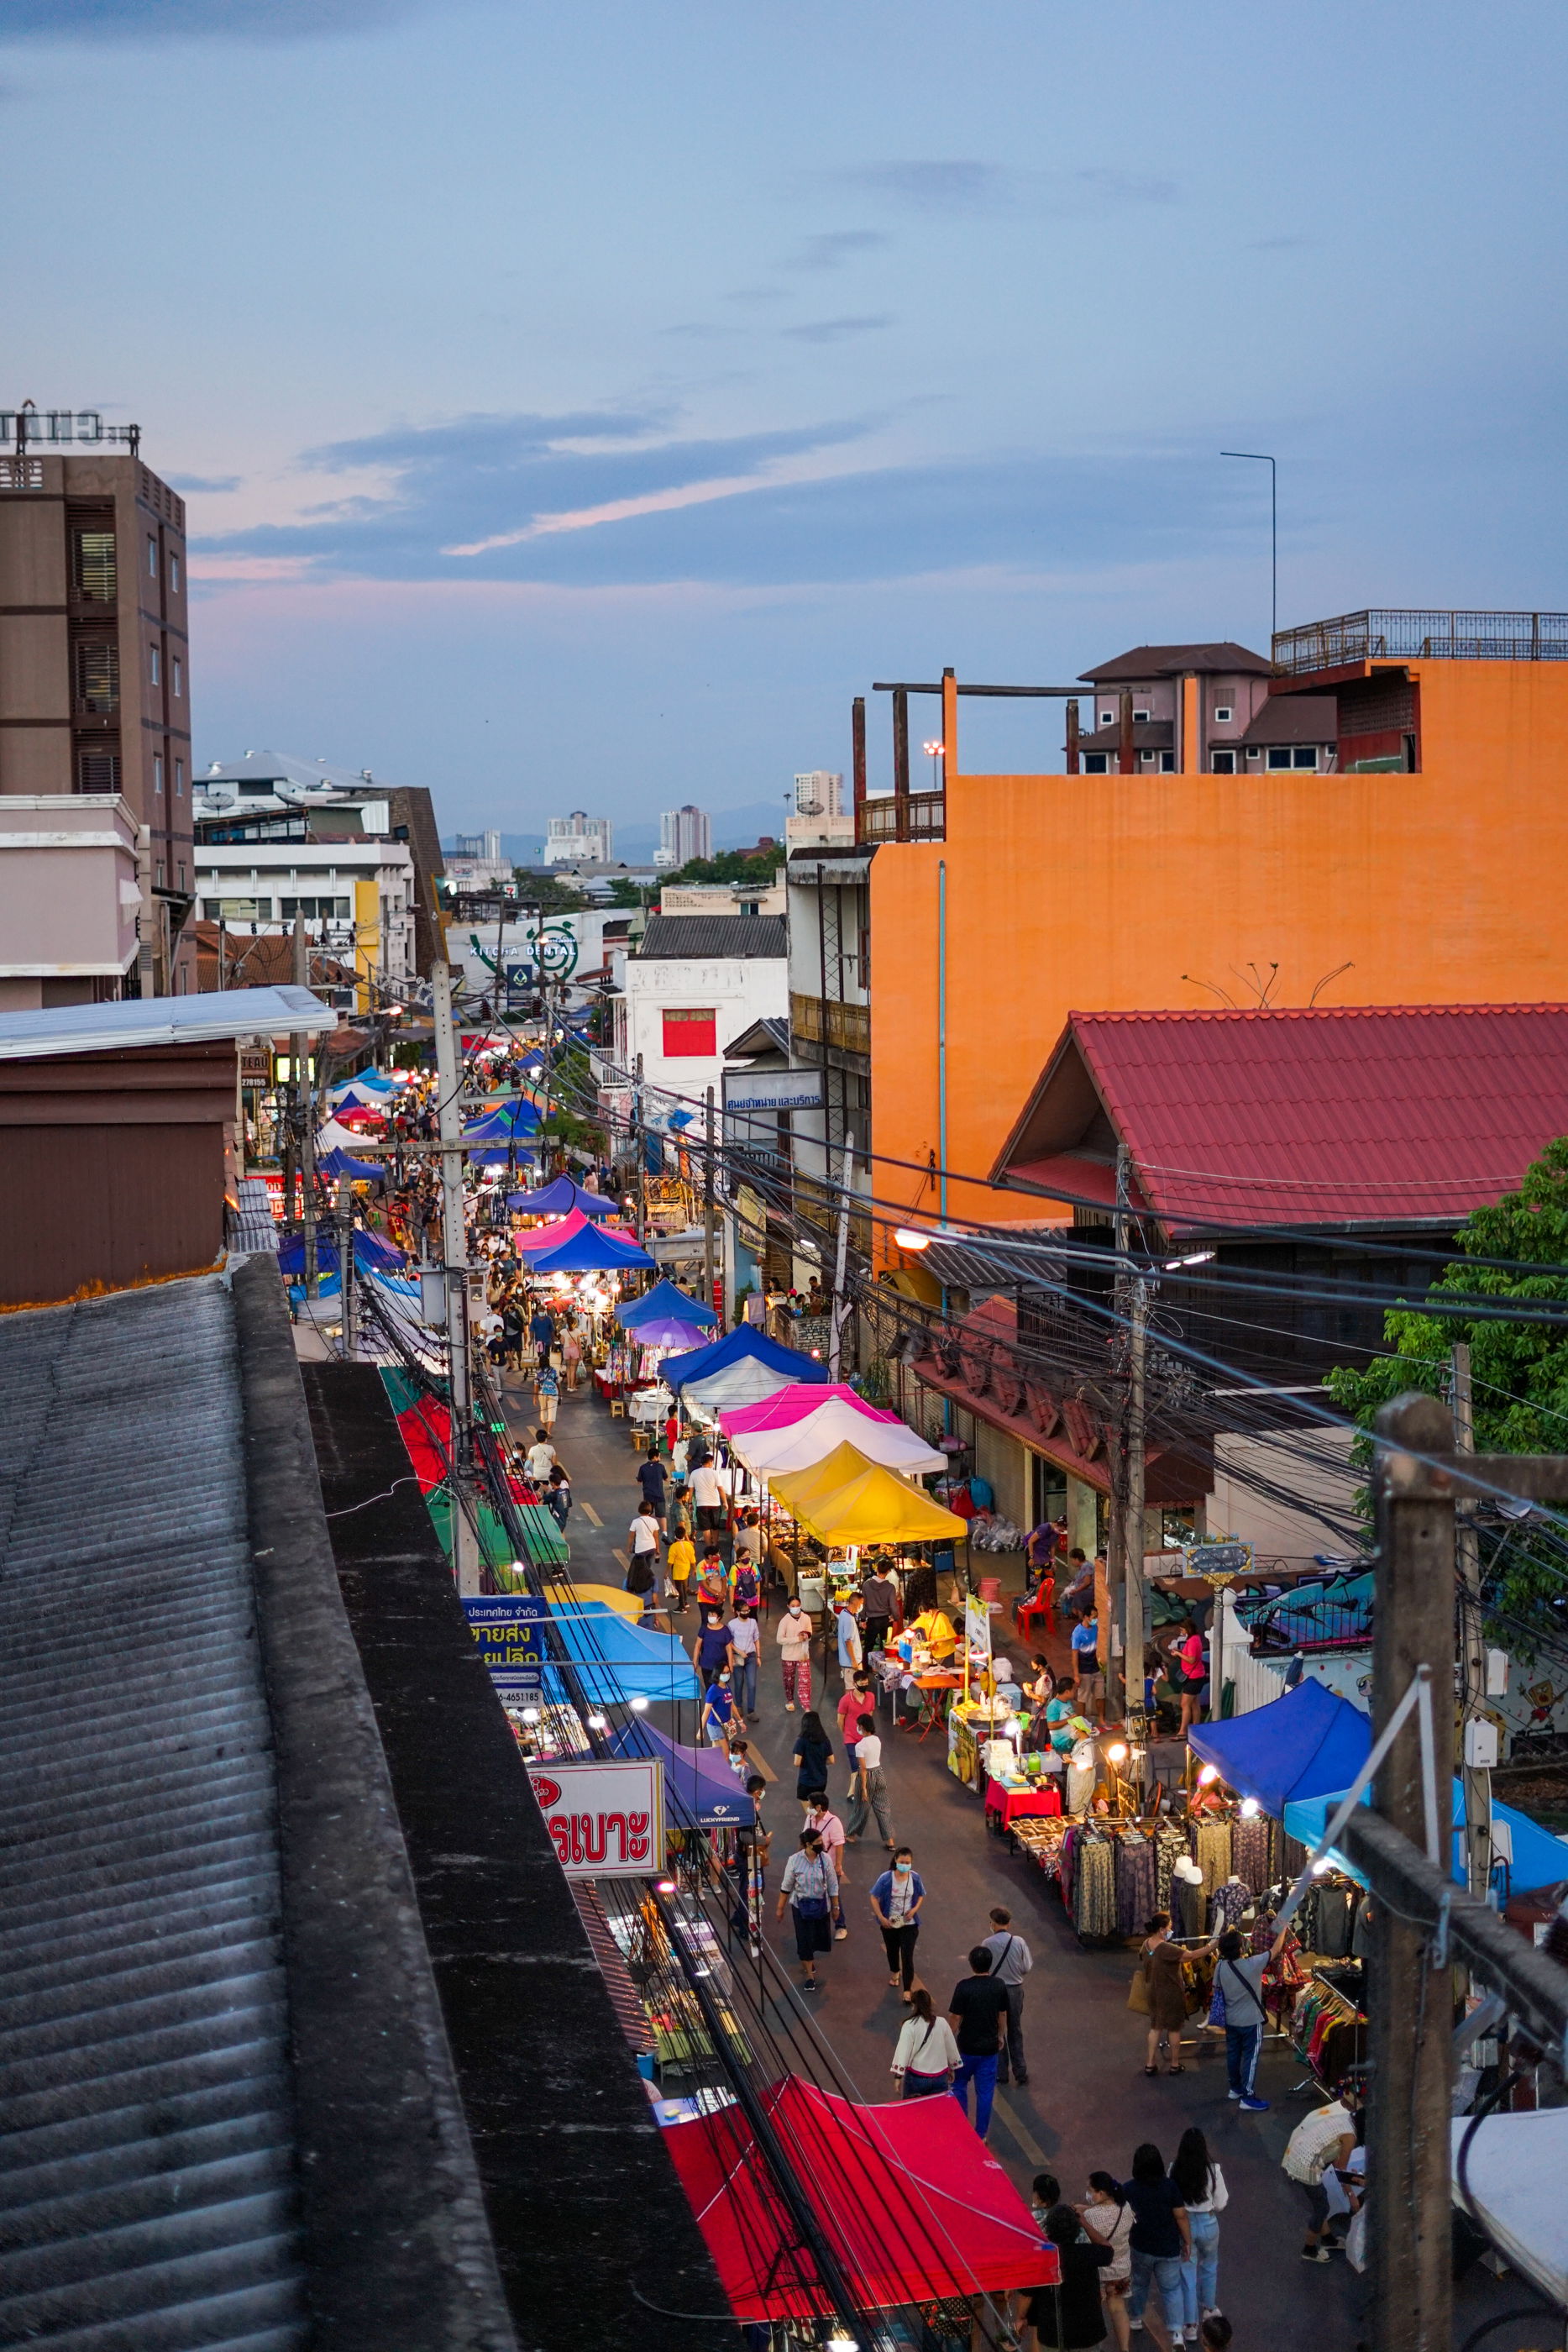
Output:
(1221, 449), (1277, 643)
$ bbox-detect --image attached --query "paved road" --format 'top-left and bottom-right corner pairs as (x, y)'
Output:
(511, 1373), (1539, 2351)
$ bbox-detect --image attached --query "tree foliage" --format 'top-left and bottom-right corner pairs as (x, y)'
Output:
(667, 848), (780, 885)
(1326, 1137), (1568, 1639)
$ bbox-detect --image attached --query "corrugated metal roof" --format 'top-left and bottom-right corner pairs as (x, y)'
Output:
(633, 916), (787, 961)
(0, 1275), (307, 2349)
(0, 987), (333, 1063)
(1061, 1005), (1568, 1226)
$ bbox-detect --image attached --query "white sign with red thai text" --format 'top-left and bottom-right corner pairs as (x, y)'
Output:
(527, 1759), (664, 1878)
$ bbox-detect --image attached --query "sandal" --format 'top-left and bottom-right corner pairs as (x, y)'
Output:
(1143, 2066), (1159, 2076)
(1167, 2065), (1187, 2075)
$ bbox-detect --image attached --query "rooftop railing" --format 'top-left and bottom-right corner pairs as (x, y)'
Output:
(1274, 607), (1568, 674)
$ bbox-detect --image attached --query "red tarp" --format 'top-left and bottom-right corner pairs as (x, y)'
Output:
(395, 1398), (532, 1504)
(660, 2076), (1056, 2321)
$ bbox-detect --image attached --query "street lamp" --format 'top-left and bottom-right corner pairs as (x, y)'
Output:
(921, 737), (945, 788)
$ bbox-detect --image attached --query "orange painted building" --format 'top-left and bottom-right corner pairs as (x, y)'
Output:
(865, 614), (1568, 1241)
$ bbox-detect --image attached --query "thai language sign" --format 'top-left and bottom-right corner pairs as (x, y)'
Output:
(464, 1597), (548, 1698)
(527, 1759), (665, 1877)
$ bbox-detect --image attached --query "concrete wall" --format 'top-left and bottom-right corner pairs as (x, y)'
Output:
(973, 1415), (1030, 1530)
(0, 795), (139, 1011)
(1208, 1425), (1357, 1564)
(623, 952), (789, 1108)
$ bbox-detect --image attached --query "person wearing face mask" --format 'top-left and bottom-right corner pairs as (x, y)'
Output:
(702, 1666), (737, 1748)
(776, 1593), (814, 1711)
(803, 1790), (850, 1939)
(869, 1845), (926, 1995)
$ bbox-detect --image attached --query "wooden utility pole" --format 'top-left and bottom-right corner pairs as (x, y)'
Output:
(1366, 1390), (1456, 2352)
(338, 1173), (357, 1359)
(1125, 1276), (1148, 1737)
(703, 1084), (716, 1319)
(829, 1131), (857, 1379)
(634, 1052), (647, 1243)
(433, 960), (482, 1596)
(1452, 1342), (1493, 1896)
(291, 916), (317, 1295)
(1107, 1143), (1133, 1719)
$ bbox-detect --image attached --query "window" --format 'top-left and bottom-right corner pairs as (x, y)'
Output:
(1267, 747), (1293, 769)
(149, 644), (160, 686)
(174, 758), (184, 796)
(169, 552), (181, 594)
(1082, 752), (1109, 773)
(75, 638), (119, 713)
(1160, 751), (1177, 771)
(1214, 704), (1233, 722)
(662, 1006), (716, 1057)
(147, 535), (158, 578)
(1133, 708), (1151, 722)
(1210, 749), (1236, 774)
(1293, 746), (1318, 769)
(1100, 709), (1114, 726)
(203, 896), (275, 922)
(72, 529), (116, 601)
(155, 859), (167, 888)
(172, 656), (182, 699)
(77, 748), (121, 792)
(280, 895), (351, 920)
(153, 754), (164, 795)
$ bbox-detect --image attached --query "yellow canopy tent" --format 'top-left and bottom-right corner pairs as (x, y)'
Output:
(553, 1582), (642, 1620)
(768, 1441), (968, 1547)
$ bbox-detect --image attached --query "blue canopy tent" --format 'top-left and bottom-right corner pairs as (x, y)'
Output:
(619, 1277), (717, 1329)
(1187, 1680), (1372, 1817)
(506, 1175), (618, 1219)
(529, 1225), (656, 1274)
(318, 1146), (385, 1182)
(1284, 1779), (1568, 1895)
(540, 1613), (700, 1707)
(607, 1719), (755, 1829)
(278, 1230), (406, 1278)
(463, 1099), (542, 1142)
(328, 1083), (389, 1115)
(660, 1325), (830, 1393)
(628, 1316), (708, 1351)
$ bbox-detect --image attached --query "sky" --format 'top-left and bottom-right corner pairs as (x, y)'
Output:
(5, 0), (1566, 832)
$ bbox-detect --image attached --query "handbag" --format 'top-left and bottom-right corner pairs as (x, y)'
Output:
(796, 1896), (830, 1919)
(1127, 1955), (1152, 2014)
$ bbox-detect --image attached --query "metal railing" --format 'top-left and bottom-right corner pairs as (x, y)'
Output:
(789, 990), (869, 1056)
(1274, 606), (1568, 673)
(857, 789), (945, 843)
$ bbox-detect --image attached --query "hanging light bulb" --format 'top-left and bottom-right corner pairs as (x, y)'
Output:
(1198, 1763), (1220, 1787)
(1239, 1796), (1261, 1819)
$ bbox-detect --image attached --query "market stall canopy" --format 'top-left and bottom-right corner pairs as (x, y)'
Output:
(315, 1116), (380, 1153)
(317, 1146), (385, 1181)
(660, 2076), (1054, 2323)
(619, 1277), (717, 1329)
(529, 1224), (657, 1274)
(1284, 1775), (1568, 1895)
(1448, 2112), (1568, 2307)
(553, 1583), (641, 1621)
(627, 1315), (709, 1352)
(663, 1326), (829, 1394)
(732, 1400), (945, 1480)
(517, 1207), (637, 1252)
(462, 1099), (542, 1141)
(1188, 1679), (1371, 1818)
(684, 1362), (805, 1411)
(328, 1083), (387, 1114)
(277, 1230), (406, 1278)
(506, 1174), (619, 1219)
(606, 1719), (754, 1828)
(769, 1443), (968, 1546)
(720, 1383), (896, 1437)
(542, 1613), (699, 1706)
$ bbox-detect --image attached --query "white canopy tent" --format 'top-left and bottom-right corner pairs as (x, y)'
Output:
(732, 1399), (945, 1480)
(1450, 2111), (1568, 2306)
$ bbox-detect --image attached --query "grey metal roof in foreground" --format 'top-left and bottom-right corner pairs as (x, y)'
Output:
(0, 985), (334, 1062)
(635, 913), (787, 961)
(0, 1275), (307, 2347)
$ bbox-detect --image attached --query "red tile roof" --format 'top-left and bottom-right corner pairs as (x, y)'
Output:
(1000, 1004), (1568, 1228)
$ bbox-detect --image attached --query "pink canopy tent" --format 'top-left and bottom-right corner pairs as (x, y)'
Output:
(719, 1382), (899, 1438)
(515, 1205), (637, 1252)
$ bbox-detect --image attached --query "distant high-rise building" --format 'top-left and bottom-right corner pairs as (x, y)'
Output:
(794, 770), (844, 817)
(655, 803), (712, 869)
(453, 828), (501, 864)
(543, 811), (613, 864)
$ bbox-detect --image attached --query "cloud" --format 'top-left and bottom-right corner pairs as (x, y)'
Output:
(781, 315), (894, 345)
(784, 229), (889, 272)
(0, 0), (424, 37)
(169, 471), (243, 492)
(196, 407), (1258, 596)
(840, 159), (1177, 216)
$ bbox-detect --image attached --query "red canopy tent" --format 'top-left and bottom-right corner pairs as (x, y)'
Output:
(660, 2076), (1057, 2322)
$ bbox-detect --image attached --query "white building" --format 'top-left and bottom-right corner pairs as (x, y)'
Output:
(656, 804), (712, 869)
(659, 874), (784, 919)
(611, 914), (788, 1116)
(543, 811), (612, 865)
(446, 828), (512, 887)
(794, 771), (844, 816)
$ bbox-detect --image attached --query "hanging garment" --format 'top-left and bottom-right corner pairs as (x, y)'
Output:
(1314, 1886), (1355, 1958)
(1233, 1814), (1273, 1894)
(1114, 1832), (1158, 1938)
(1194, 1819), (1234, 1893)
(1209, 1877), (1251, 1935)
(1073, 1835), (1118, 1939)
(1175, 1872), (1207, 1940)
(1154, 1821), (1189, 1914)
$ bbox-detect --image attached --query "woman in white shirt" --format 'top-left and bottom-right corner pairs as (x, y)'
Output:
(889, 1988), (959, 2099)
(1171, 2128), (1227, 2337)
(1080, 2174), (1135, 2351)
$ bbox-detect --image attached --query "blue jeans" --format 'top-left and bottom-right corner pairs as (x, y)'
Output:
(950, 2052), (998, 2139)
(1182, 2211), (1220, 2325)
(734, 1653), (758, 1713)
(902, 2070), (949, 2099)
(1127, 2250), (1184, 2336)
(1225, 2022), (1261, 2097)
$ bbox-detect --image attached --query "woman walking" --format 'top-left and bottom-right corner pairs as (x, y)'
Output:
(1139, 1914), (1188, 2076)
(1080, 2175), (1134, 2352)
(791, 1709), (835, 1810)
(869, 1845), (925, 1994)
(1022, 2204), (1113, 2351)
(889, 1987), (957, 2099)
(1121, 2145), (1190, 2352)
(1171, 2128), (1225, 2340)
(776, 1828), (837, 1995)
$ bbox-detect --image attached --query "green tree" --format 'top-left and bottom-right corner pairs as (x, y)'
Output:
(1326, 1137), (1568, 1639)
(510, 868), (588, 913)
(604, 876), (652, 909)
(667, 848), (780, 886)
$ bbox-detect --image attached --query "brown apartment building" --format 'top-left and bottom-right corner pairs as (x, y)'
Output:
(0, 429), (196, 1003)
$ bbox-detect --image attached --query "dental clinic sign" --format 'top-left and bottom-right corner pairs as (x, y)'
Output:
(527, 1759), (665, 1878)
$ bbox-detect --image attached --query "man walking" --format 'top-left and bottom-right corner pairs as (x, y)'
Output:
(861, 1561), (899, 1657)
(1071, 1604), (1104, 1724)
(982, 1905), (1033, 2088)
(835, 1592), (864, 1691)
(637, 1449), (669, 1527)
(690, 1455), (728, 1546)
(844, 1723), (894, 1849)
(776, 1594), (813, 1712)
(1197, 1922), (1290, 2111)
(947, 1945), (1009, 2139)
(727, 1599), (761, 1719)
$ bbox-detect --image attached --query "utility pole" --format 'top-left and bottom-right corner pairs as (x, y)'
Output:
(1125, 1275), (1148, 1742)
(338, 1173), (357, 1359)
(433, 960), (482, 1596)
(1366, 1391), (1456, 2352)
(703, 1084), (716, 1320)
(291, 916), (317, 1296)
(829, 1131), (857, 1380)
(1452, 1342), (1494, 1897)
(634, 1052), (647, 1243)
(1108, 1143), (1133, 1721)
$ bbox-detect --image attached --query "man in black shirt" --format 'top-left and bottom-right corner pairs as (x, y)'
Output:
(860, 1564), (899, 1657)
(947, 1945), (1009, 2140)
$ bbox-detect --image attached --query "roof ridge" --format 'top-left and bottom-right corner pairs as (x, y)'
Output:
(1067, 1002), (1568, 1023)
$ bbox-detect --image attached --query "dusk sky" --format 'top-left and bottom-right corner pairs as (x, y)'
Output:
(7, 0), (1565, 833)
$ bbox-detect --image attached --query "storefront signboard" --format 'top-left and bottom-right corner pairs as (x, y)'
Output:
(722, 1068), (824, 1113)
(526, 1758), (665, 1877)
(464, 1597), (548, 1698)
(964, 1593), (992, 1659)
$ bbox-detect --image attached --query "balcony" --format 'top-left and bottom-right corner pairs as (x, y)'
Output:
(790, 991), (869, 1058)
(857, 790), (945, 844)
(1274, 607), (1568, 675)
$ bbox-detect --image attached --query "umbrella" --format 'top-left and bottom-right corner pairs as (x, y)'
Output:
(629, 1315), (709, 1351)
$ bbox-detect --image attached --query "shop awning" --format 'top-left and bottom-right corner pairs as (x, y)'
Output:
(607, 1719), (754, 1829)
(315, 1115), (380, 1153)
(558, 1583), (642, 1620)
(1284, 1777), (1568, 1895)
(543, 1613), (700, 1706)
(516, 1206), (640, 1253)
(620, 1277), (718, 1329)
(720, 1383), (897, 1437)
(463, 1098), (542, 1141)
(660, 2076), (1054, 2323)
(317, 1146), (385, 1181)
(663, 1326), (829, 1393)
(1188, 1679), (1371, 1817)
(733, 1401), (945, 1480)
(685, 1360), (810, 1412)
(506, 1174), (619, 1219)
(768, 1443), (967, 1546)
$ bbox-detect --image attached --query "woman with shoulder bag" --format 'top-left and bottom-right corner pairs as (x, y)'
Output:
(1171, 2127), (1226, 2337)
(1139, 1914), (1188, 2076)
(890, 1987), (958, 2098)
(1079, 2175), (1135, 2352)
